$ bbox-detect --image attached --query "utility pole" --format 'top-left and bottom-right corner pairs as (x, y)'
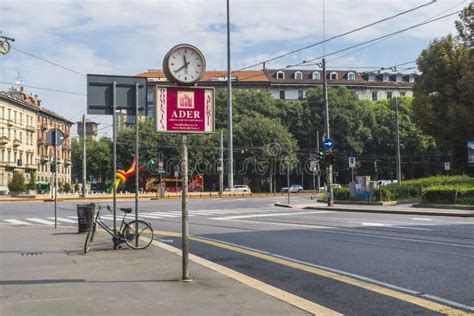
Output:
(316, 130), (321, 192)
(82, 114), (86, 197)
(323, 58), (334, 206)
(286, 156), (290, 204)
(181, 135), (190, 281)
(226, 0), (234, 190)
(395, 97), (401, 186)
(134, 82), (140, 248)
(54, 130), (58, 229)
(219, 130), (224, 194)
(112, 81), (117, 232)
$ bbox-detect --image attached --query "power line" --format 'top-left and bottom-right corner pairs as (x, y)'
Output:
(0, 81), (86, 96)
(226, 0), (436, 74)
(237, 9), (461, 81)
(10, 47), (86, 77)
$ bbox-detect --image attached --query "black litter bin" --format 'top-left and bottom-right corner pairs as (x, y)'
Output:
(77, 203), (95, 233)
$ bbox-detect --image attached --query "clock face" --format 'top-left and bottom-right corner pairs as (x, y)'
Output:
(164, 44), (206, 85)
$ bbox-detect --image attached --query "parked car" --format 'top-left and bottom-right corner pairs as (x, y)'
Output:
(377, 180), (398, 186)
(281, 184), (303, 193)
(227, 185), (251, 192)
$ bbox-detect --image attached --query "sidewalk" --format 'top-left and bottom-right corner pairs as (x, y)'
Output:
(275, 201), (474, 217)
(0, 224), (329, 316)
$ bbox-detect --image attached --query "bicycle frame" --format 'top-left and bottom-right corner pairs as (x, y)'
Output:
(93, 206), (128, 238)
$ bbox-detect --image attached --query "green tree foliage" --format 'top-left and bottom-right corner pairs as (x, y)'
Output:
(8, 171), (27, 192)
(26, 172), (37, 190)
(413, 5), (474, 171)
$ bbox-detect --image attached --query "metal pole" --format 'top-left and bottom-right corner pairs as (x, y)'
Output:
(112, 81), (117, 232)
(54, 130), (57, 229)
(181, 135), (190, 281)
(316, 130), (320, 192)
(219, 130), (224, 195)
(82, 114), (87, 197)
(286, 158), (290, 204)
(134, 83), (140, 247)
(226, 0), (234, 190)
(269, 160), (273, 194)
(395, 97), (401, 186)
(323, 58), (334, 206)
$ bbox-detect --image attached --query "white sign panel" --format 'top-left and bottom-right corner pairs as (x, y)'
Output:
(444, 162), (450, 171)
(349, 157), (356, 168)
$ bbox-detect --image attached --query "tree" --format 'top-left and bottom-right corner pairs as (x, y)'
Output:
(413, 5), (474, 172)
(27, 172), (37, 190)
(8, 171), (27, 193)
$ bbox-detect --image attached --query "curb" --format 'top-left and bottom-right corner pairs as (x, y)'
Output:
(274, 203), (474, 217)
(413, 203), (474, 211)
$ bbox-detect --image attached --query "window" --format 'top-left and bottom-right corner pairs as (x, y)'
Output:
(368, 74), (375, 81)
(409, 74), (415, 83)
(20, 113), (23, 125)
(14, 111), (17, 123)
(383, 73), (389, 82)
(298, 90), (304, 100)
(330, 72), (338, 80)
(400, 92), (406, 97)
(276, 71), (285, 79)
(371, 91), (378, 101)
(396, 74), (402, 82)
(279, 90), (286, 99)
(386, 92), (393, 99)
(147, 92), (154, 102)
(347, 72), (356, 80)
(312, 71), (320, 80)
(294, 71), (303, 80)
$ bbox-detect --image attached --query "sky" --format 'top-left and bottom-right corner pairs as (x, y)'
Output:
(0, 0), (467, 137)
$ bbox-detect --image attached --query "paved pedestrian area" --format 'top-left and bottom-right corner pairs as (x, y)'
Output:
(0, 224), (318, 315)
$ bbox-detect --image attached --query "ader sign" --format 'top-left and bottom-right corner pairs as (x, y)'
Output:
(155, 86), (215, 133)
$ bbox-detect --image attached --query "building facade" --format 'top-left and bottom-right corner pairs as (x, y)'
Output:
(76, 118), (98, 140)
(0, 88), (73, 194)
(37, 106), (73, 186)
(0, 90), (38, 194)
(136, 69), (414, 108)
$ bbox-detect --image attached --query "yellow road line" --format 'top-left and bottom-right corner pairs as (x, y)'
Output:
(156, 231), (471, 316)
(152, 232), (340, 315)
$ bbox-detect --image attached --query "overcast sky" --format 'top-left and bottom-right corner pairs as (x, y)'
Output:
(0, 0), (466, 137)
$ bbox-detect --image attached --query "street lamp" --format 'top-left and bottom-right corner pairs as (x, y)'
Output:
(284, 156), (290, 204)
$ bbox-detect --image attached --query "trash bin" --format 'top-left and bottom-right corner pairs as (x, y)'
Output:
(77, 203), (95, 233)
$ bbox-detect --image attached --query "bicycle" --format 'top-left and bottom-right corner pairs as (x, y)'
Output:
(84, 205), (154, 254)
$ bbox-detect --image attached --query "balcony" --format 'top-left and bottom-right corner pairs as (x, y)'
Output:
(25, 163), (38, 170)
(6, 119), (14, 126)
(0, 136), (9, 145)
(64, 160), (71, 167)
(25, 124), (36, 132)
(41, 123), (48, 130)
(13, 139), (21, 147)
(40, 156), (49, 164)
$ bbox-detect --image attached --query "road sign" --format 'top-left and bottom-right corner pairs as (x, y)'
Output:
(47, 129), (65, 146)
(444, 162), (450, 171)
(87, 74), (146, 115)
(309, 153), (317, 161)
(154, 86), (215, 133)
(323, 138), (334, 150)
(349, 157), (356, 168)
(174, 171), (179, 177)
(310, 161), (318, 171)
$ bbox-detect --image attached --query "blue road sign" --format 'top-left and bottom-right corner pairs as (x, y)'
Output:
(323, 138), (334, 150)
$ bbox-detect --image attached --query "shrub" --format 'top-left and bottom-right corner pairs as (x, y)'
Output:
(74, 183), (80, 192)
(8, 171), (27, 192)
(26, 172), (37, 190)
(63, 182), (71, 193)
(423, 185), (474, 205)
(333, 187), (350, 200)
(374, 187), (392, 202)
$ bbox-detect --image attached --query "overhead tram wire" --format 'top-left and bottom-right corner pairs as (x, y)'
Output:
(0, 81), (85, 96)
(10, 47), (86, 78)
(236, 10), (462, 82)
(211, 0), (437, 79)
(326, 0), (467, 65)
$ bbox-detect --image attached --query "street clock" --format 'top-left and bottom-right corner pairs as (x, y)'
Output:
(163, 44), (206, 85)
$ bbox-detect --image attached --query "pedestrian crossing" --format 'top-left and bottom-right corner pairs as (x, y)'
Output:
(1, 207), (287, 227)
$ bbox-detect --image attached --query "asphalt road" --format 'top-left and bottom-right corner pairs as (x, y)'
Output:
(1, 196), (473, 315)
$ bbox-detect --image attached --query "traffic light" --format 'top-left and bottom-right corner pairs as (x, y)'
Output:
(50, 163), (56, 173)
(318, 151), (324, 161)
(325, 151), (336, 165)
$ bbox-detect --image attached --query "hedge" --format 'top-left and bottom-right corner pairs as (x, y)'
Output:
(422, 185), (474, 205)
(333, 188), (350, 200)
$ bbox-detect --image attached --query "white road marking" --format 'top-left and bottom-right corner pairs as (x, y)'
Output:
(4, 219), (32, 225)
(412, 218), (432, 221)
(139, 214), (164, 219)
(211, 211), (332, 220)
(218, 219), (474, 249)
(148, 212), (181, 218)
(362, 222), (385, 226)
(47, 217), (76, 223)
(26, 218), (55, 225)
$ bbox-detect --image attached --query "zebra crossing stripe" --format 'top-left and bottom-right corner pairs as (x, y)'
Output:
(139, 214), (164, 219)
(26, 218), (56, 225)
(4, 219), (32, 225)
(47, 217), (76, 223)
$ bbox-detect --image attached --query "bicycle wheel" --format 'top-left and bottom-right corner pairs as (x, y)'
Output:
(123, 220), (154, 249)
(84, 223), (97, 254)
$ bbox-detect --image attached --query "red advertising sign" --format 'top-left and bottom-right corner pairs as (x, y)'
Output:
(154, 86), (215, 133)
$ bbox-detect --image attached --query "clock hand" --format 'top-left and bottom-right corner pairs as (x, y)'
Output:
(183, 55), (188, 68)
(174, 62), (190, 73)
